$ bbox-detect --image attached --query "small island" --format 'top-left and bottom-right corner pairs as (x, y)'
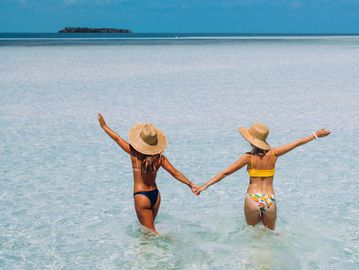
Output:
(58, 27), (132, 33)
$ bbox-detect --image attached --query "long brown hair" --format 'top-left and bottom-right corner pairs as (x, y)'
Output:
(141, 154), (162, 174)
(131, 145), (162, 174)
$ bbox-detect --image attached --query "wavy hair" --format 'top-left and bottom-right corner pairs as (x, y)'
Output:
(141, 154), (162, 174)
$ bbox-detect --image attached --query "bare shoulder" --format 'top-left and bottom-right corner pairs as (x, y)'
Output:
(160, 154), (172, 167)
(159, 154), (166, 165)
(129, 145), (140, 161)
(241, 153), (252, 163)
(268, 148), (277, 156)
(228, 153), (251, 171)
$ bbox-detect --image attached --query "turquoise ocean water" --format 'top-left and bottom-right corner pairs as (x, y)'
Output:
(0, 34), (358, 269)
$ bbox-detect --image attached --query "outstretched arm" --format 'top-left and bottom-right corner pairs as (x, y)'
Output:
(97, 113), (130, 154)
(195, 154), (250, 195)
(272, 128), (331, 157)
(161, 156), (197, 193)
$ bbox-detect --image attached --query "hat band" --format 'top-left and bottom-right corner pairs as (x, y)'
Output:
(140, 132), (158, 146)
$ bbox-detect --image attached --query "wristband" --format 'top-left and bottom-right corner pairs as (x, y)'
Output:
(312, 132), (318, 139)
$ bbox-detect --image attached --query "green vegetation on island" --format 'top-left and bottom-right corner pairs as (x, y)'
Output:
(58, 27), (132, 33)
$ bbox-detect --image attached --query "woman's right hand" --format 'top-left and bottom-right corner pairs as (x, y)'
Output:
(97, 113), (107, 128)
(315, 128), (331, 138)
(191, 186), (198, 195)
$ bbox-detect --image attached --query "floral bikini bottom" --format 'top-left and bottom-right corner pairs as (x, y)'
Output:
(247, 193), (276, 213)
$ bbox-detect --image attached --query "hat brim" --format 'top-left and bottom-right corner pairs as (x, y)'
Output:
(238, 127), (270, 151)
(128, 124), (168, 155)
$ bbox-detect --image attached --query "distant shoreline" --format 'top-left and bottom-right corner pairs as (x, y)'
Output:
(1, 32), (359, 36)
(58, 27), (132, 33)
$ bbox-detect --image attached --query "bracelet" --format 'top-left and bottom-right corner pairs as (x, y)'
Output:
(312, 132), (318, 139)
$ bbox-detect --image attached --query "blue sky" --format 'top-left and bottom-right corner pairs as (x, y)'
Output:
(0, 0), (358, 33)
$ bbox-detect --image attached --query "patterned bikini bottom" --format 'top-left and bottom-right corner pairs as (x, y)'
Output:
(247, 193), (276, 213)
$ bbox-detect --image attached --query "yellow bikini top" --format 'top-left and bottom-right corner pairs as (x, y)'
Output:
(247, 150), (276, 178)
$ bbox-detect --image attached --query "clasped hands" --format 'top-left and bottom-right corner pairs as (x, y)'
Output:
(189, 183), (208, 196)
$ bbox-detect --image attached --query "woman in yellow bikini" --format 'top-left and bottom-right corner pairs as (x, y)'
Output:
(98, 113), (197, 235)
(195, 123), (330, 230)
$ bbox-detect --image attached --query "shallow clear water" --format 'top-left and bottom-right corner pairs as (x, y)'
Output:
(1, 37), (358, 269)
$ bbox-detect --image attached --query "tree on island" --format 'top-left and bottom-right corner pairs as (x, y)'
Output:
(58, 27), (132, 33)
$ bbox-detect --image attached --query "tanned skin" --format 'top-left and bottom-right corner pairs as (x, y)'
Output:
(98, 113), (197, 235)
(194, 128), (331, 230)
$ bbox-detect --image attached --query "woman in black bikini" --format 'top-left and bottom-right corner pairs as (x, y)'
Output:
(98, 113), (197, 235)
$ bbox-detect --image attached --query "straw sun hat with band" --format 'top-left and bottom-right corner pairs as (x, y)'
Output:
(239, 123), (271, 151)
(128, 123), (168, 155)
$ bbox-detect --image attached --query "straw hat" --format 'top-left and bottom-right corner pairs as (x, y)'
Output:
(128, 123), (168, 155)
(238, 123), (271, 150)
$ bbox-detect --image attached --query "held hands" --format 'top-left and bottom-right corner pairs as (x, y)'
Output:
(97, 113), (107, 129)
(189, 182), (199, 195)
(193, 184), (208, 196)
(314, 128), (331, 138)
(188, 182), (206, 196)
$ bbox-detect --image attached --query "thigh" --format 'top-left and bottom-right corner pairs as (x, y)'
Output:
(261, 202), (277, 230)
(134, 195), (157, 233)
(152, 192), (161, 220)
(244, 196), (261, 226)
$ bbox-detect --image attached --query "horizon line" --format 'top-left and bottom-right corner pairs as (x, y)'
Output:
(1, 32), (359, 35)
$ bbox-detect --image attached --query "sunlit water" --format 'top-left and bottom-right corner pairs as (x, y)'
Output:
(1, 37), (358, 269)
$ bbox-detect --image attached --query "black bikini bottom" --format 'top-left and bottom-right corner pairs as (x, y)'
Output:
(133, 189), (159, 208)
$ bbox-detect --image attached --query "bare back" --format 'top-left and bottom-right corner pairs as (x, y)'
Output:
(246, 150), (276, 194)
(130, 146), (162, 193)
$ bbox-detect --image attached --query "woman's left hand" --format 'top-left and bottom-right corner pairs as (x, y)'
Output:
(315, 128), (331, 138)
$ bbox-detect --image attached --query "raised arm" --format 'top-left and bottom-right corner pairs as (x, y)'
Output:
(97, 113), (130, 154)
(195, 154), (250, 195)
(161, 156), (197, 192)
(272, 128), (331, 157)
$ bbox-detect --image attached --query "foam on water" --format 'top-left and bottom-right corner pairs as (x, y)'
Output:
(0, 38), (358, 269)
